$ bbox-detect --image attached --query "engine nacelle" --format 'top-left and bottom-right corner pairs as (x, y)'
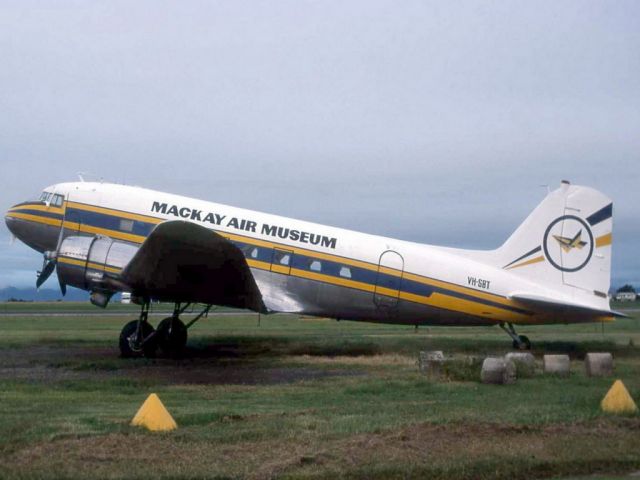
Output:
(56, 235), (138, 292)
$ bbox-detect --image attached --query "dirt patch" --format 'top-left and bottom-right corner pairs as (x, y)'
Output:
(4, 419), (640, 480)
(0, 344), (363, 386)
(288, 354), (415, 367)
(0, 345), (115, 367)
(126, 362), (362, 385)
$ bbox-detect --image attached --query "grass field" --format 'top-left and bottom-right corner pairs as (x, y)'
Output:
(0, 303), (639, 479)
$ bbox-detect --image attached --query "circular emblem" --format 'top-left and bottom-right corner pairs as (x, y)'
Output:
(543, 215), (593, 272)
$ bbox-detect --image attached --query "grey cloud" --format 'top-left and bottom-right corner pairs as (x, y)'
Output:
(0, 0), (638, 288)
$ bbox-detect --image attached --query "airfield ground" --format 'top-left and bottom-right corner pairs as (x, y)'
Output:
(0, 302), (639, 479)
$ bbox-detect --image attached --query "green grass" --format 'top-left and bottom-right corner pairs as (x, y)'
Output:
(0, 307), (638, 479)
(0, 300), (244, 314)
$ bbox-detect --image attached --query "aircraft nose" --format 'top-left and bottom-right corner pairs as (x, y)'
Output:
(5, 202), (62, 253)
(5, 205), (19, 236)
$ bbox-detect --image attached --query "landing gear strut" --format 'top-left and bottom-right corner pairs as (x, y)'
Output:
(118, 302), (212, 358)
(500, 322), (531, 350)
(119, 302), (157, 358)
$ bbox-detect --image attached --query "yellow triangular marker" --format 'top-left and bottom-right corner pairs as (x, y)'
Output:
(131, 393), (177, 431)
(601, 380), (638, 414)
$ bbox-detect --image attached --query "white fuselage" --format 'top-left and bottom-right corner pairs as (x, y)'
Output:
(6, 181), (614, 326)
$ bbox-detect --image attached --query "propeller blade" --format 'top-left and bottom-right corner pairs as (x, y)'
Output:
(9, 234), (16, 245)
(36, 260), (56, 289)
(35, 217), (66, 291)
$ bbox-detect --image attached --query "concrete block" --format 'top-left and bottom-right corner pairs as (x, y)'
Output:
(585, 352), (613, 377)
(418, 351), (445, 378)
(543, 354), (570, 376)
(505, 352), (536, 377)
(505, 352), (535, 368)
(481, 357), (516, 385)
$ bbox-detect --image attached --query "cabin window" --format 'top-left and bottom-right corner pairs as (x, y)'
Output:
(120, 219), (134, 232)
(51, 194), (64, 207)
(273, 251), (291, 266)
(339, 266), (352, 278)
(250, 247), (259, 259)
(310, 260), (322, 272)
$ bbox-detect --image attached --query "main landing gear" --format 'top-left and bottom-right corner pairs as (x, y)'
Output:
(500, 322), (532, 350)
(119, 302), (211, 358)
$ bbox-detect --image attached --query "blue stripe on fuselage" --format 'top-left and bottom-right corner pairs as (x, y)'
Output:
(65, 207), (156, 237)
(66, 201), (531, 316)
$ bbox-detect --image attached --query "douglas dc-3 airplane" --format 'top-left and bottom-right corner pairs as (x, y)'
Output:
(5, 180), (620, 357)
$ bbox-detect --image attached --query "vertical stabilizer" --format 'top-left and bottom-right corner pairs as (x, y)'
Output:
(497, 181), (613, 306)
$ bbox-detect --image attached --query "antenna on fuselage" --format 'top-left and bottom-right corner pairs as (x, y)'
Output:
(77, 172), (104, 183)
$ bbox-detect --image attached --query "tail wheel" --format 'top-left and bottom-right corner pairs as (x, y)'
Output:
(119, 320), (157, 358)
(156, 317), (188, 357)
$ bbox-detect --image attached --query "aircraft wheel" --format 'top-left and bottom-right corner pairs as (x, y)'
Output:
(119, 320), (157, 358)
(156, 317), (188, 357)
(512, 335), (532, 350)
(519, 335), (531, 350)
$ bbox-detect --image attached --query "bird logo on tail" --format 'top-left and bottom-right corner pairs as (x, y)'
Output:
(552, 230), (588, 253)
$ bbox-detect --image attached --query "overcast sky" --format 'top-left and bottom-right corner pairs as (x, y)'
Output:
(1, 1), (638, 290)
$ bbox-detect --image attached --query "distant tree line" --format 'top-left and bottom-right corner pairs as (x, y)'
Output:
(616, 284), (636, 294)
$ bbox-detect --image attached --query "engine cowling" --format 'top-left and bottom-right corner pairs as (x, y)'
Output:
(56, 235), (138, 292)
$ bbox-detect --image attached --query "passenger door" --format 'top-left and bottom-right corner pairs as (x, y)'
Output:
(374, 250), (404, 309)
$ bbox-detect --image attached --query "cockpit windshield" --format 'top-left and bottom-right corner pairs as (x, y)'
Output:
(39, 191), (64, 207)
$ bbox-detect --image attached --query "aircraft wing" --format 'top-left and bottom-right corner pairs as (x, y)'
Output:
(120, 220), (265, 311)
(508, 292), (628, 319)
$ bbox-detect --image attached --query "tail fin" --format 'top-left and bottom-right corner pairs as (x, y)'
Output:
(496, 181), (613, 303)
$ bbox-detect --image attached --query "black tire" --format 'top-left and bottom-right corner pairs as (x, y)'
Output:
(512, 335), (532, 350)
(156, 317), (188, 357)
(119, 320), (157, 358)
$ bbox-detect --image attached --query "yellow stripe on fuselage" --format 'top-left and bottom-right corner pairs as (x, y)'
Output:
(5, 212), (62, 227)
(401, 270), (514, 307)
(58, 256), (122, 274)
(286, 267), (527, 322)
(8, 203), (66, 216)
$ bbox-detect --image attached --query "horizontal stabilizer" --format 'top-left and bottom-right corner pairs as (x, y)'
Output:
(508, 292), (627, 319)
